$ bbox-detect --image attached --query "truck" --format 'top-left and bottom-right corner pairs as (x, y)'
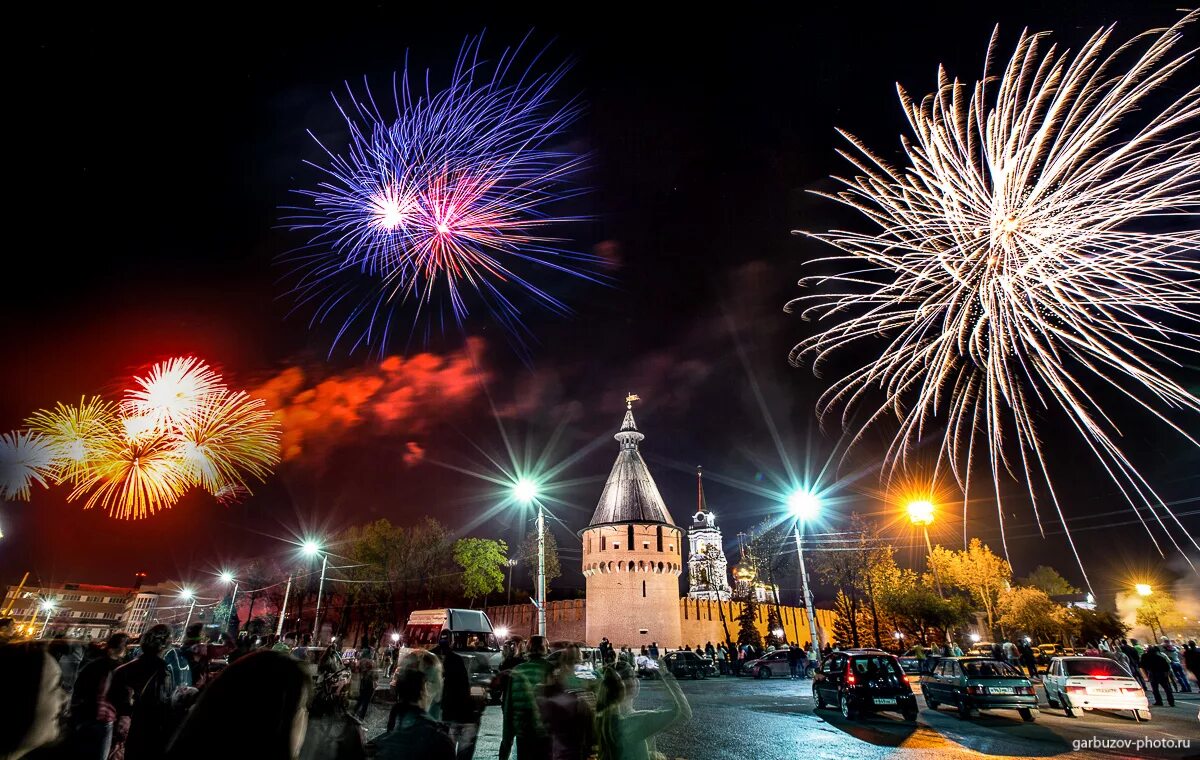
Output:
(398, 608), (503, 705)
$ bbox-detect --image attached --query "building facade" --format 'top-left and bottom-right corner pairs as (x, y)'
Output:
(2, 582), (136, 640)
(580, 400), (684, 648)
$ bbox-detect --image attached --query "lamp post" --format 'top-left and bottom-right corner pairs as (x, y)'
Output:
(788, 488), (823, 666)
(513, 478), (545, 638)
(906, 500), (944, 597)
(37, 599), (56, 639)
(276, 573), (293, 638)
(180, 589), (197, 641)
(304, 540), (328, 644)
(220, 571), (239, 634)
(505, 559), (519, 605)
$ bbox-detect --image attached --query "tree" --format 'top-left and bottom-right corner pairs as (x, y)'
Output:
(1136, 592), (1181, 641)
(453, 538), (509, 606)
(879, 569), (972, 645)
(734, 585), (763, 649)
(704, 544), (733, 648)
(746, 520), (795, 643)
(519, 528), (562, 587)
(997, 587), (1074, 642)
(1073, 608), (1128, 645)
(1019, 566), (1077, 597)
(928, 538), (1011, 636)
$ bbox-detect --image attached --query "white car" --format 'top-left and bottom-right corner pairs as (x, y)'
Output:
(1043, 656), (1150, 721)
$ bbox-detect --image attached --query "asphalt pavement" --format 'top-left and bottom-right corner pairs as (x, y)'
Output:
(364, 675), (1200, 759)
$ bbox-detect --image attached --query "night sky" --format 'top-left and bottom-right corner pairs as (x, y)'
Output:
(4, 2), (1197, 603)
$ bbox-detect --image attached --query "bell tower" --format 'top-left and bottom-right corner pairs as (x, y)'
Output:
(686, 467), (732, 600)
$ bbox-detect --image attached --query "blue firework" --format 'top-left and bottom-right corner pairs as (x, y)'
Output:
(283, 33), (601, 354)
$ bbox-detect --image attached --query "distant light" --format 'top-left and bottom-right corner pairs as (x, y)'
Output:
(894, 631), (904, 640)
(513, 478), (539, 504)
(391, 632), (401, 643)
(1135, 583), (1152, 597)
(772, 628), (785, 638)
(302, 540), (322, 557)
(969, 633), (981, 643)
(39, 600), (55, 611)
(906, 500), (935, 526)
(219, 571), (234, 584)
(181, 589), (195, 600)
(495, 627), (509, 640)
(787, 489), (821, 521)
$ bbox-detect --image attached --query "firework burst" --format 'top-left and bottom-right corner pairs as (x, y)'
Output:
(174, 389), (281, 497)
(789, 14), (1200, 584)
(24, 397), (122, 485)
(284, 33), (601, 353)
(124, 357), (224, 432)
(6, 356), (282, 518)
(0, 431), (57, 501)
(70, 432), (192, 519)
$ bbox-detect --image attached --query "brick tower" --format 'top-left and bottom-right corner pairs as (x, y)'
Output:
(581, 396), (683, 648)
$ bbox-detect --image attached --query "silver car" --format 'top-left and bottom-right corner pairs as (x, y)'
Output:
(744, 648), (814, 679)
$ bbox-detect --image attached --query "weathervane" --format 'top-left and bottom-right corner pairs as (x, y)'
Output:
(625, 392), (640, 409)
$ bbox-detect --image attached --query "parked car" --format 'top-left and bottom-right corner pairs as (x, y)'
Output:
(743, 648), (815, 679)
(920, 657), (1038, 722)
(813, 649), (918, 721)
(1042, 656), (1150, 721)
(897, 649), (923, 675)
(661, 650), (709, 679)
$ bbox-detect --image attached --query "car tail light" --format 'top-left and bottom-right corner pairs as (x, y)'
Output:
(967, 685), (987, 695)
(844, 663), (855, 685)
(1065, 686), (1087, 694)
(900, 675), (910, 684)
(1014, 686), (1035, 695)
(1120, 687), (1142, 694)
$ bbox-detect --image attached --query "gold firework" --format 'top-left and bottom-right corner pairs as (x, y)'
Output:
(70, 432), (192, 520)
(24, 396), (122, 485)
(174, 389), (281, 497)
(123, 356), (225, 432)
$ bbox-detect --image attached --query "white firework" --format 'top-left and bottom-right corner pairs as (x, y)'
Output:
(0, 431), (58, 501)
(789, 14), (1200, 584)
(123, 357), (226, 432)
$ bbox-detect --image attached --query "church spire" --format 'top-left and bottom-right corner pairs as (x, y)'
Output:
(696, 466), (708, 514)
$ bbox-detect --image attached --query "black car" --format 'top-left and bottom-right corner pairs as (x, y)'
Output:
(813, 649), (918, 721)
(661, 650), (709, 679)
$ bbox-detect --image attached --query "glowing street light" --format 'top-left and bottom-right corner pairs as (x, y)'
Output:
(37, 599), (56, 639)
(786, 487), (824, 666)
(969, 632), (981, 643)
(219, 571), (240, 634)
(302, 539), (330, 643)
(180, 588), (198, 640)
(513, 477), (548, 638)
(1135, 583), (1153, 597)
(906, 498), (944, 598)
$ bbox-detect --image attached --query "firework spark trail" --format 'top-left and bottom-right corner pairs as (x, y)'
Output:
(174, 389), (281, 498)
(283, 33), (601, 354)
(789, 14), (1200, 586)
(123, 357), (224, 433)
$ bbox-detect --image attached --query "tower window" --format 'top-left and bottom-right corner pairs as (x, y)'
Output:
(613, 543), (620, 550)
(642, 580), (646, 598)
(643, 542), (649, 549)
(587, 535), (592, 553)
(628, 524), (635, 550)
(656, 525), (663, 551)
(601, 536), (606, 551)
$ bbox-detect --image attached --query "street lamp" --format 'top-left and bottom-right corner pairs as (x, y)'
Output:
(513, 478), (546, 638)
(303, 540), (329, 643)
(219, 571), (239, 634)
(180, 589), (197, 640)
(906, 499), (944, 597)
(38, 599), (56, 639)
(787, 487), (823, 666)
(1135, 583), (1152, 597)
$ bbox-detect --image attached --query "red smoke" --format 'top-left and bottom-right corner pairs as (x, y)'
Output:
(252, 339), (487, 463)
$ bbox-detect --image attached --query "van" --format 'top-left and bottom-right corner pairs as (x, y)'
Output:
(399, 609), (502, 705)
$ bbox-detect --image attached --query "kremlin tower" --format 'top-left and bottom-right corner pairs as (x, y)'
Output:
(580, 396), (683, 647)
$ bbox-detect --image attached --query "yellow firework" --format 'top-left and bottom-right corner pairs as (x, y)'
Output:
(174, 389), (281, 497)
(24, 397), (122, 485)
(791, 14), (1200, 585)
(123, 357), (225, 432)
(69, 433), (192, 519)
(0, 431), (57, 501)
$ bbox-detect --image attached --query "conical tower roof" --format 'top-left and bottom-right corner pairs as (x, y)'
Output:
(586, 399), (675, 527)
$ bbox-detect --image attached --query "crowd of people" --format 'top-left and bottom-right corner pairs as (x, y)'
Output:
(0, 627), (696, 760)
